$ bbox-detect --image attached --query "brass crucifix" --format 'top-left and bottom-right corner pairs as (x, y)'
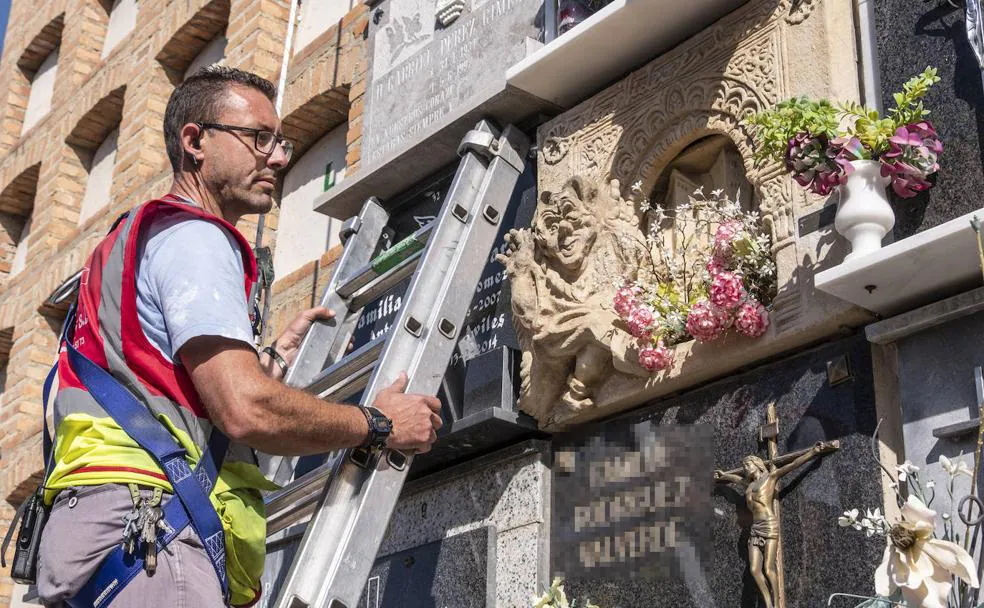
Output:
(713, 403), (840, 608)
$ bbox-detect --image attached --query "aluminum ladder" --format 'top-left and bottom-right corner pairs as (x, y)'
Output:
(262, 120), (529, 608)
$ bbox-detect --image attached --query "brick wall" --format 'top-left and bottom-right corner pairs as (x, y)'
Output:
(0, 0), (368, 605)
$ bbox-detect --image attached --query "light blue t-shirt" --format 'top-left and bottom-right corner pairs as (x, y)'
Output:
(135, 212), (255, 362)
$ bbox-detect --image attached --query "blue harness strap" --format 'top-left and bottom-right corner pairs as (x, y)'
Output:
(51, 307), (231, 607)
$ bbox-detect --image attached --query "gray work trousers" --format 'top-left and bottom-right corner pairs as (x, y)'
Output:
(36, 483), (225, 607)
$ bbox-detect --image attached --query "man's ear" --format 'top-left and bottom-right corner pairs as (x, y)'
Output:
(180, 122), (204, 165)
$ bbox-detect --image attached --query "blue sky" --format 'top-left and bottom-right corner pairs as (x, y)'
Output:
(0, 0), (9, 61)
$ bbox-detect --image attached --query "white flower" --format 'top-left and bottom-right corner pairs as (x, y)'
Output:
(896, 461), (920, 482)
(861, 519), (878, 537)
(939, 454), (973, 478)
(875, 496), (979, 608)
(838, 508), (860, 527)
(925, 480), (936, 490)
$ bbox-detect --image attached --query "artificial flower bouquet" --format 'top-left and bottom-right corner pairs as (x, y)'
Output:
(748, 67), (942, 199)
(612, 187), (777, 374)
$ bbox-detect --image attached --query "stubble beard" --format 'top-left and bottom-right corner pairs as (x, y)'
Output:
(218, 181), (275, 219)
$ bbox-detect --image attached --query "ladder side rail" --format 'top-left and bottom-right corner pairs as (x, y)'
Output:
(273, 122), (529, 608)
(262, 199), (390, 485)
(282, 198), (390, 390)
(271, 122), (502, 608)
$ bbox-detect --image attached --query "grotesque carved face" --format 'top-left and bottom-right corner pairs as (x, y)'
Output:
(534, 177), (599, 279)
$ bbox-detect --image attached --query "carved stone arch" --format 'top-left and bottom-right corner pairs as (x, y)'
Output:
(610, 76), (771, 193)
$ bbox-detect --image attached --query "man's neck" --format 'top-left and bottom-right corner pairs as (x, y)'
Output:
(168, 174), (239, 224)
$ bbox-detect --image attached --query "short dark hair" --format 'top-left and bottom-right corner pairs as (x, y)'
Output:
(163, 65), (277, 172)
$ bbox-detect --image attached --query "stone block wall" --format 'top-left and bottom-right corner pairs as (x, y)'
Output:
(0, 0), (368, 605)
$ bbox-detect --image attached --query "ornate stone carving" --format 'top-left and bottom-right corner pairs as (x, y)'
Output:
(501, 0), (806, 424)
(498, 177), (650, 422)
(784, 0), (821, 24)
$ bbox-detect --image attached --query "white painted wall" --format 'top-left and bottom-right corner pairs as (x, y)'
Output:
(184, 35), (227, 80)
(79, 128), (119, 225)
(274, 124), (347, 279)
(293, 0), (355, 55)
(101, 0), (139, 59)
(21, 47), (59, 135)
(9, 583), (42, 607)
(10, 216), (32, 277)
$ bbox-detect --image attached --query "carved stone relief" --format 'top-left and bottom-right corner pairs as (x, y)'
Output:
(502, 0), (868, 427)
(498, 176), (651, 422)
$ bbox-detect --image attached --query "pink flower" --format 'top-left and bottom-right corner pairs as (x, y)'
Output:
(706, 255), (728, 276)
(614, 285), (638, 319)
(709, 271), (746, 310)
(734, 300), (769, 338)
(686, 299), (729, 342)
(627, 306), (656, 338)
(879, 121), (943, 198)
(713, 220), (744, 259)
(638, 340), (674, 372)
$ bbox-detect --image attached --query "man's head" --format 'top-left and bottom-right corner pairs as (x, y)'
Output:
(742, 455), (768, 480)
(164, 65), (291, 221)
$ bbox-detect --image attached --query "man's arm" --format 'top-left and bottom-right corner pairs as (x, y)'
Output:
(773, 441), (836, 478)
(714, 470), (745, 485)
(180, 336), (442, 456)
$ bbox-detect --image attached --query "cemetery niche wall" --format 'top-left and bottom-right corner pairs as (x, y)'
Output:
(552, 333), (884, 608)
(500, 0), (872, 429)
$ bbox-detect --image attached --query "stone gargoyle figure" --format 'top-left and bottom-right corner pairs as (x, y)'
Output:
(498, 176), (651, 423)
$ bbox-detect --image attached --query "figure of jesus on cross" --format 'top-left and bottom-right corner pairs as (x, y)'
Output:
(713, 403), (840, 608)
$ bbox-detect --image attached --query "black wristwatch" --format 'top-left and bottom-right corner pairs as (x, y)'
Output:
(360, 406), (392, 449)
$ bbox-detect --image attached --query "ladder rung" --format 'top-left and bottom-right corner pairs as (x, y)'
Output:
(265, 458), (338, 536)
(305, 334), (385, 397)
(336, 224), (434, 300)
(347, 251), (421, 312)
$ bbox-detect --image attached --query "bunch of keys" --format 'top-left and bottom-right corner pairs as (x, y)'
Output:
(121, 485), (165, 574)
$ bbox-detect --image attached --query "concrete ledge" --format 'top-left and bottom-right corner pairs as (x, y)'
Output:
(506, 0), (749, 109)
(313, 86), (556, 219)
(866, 285), (984, 345)
(815, 208), (984, 317)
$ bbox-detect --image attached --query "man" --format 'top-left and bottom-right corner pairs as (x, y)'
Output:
(713, 441), (837, 608)
(35, 66), (442, 607)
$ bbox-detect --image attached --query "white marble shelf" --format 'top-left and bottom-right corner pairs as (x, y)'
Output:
(505, 0), (748, 109)
(815, 208), (984, 317)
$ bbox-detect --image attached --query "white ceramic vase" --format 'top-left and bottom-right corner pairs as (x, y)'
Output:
(834, 159), (895, 262)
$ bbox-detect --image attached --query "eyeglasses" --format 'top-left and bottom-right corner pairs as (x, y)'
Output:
(196, 122), (294, 161)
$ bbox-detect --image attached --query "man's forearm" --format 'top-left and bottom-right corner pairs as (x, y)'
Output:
(226, 376), (368, 455)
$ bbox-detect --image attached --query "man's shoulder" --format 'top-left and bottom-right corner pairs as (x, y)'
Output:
(141, 213), (243, 272)
(145, 212), (238, 249)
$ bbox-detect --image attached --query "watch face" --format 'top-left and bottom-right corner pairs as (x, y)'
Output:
(379, 419), (393, 433)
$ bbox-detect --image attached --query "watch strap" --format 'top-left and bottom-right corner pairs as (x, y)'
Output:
(262, 345), (289, 377)
(360, 406), (392, 449)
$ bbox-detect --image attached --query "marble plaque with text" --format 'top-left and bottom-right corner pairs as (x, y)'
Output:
(363, 0), (543, 170)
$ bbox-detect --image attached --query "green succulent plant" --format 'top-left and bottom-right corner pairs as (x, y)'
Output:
(747, 66), (941, 163)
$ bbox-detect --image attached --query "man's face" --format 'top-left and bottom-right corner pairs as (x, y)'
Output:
(200, 85), (288, 218)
